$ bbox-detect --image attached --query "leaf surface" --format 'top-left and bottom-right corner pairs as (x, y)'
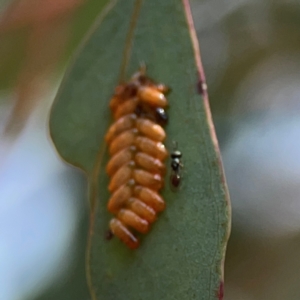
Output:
(50, 0), (231, 299)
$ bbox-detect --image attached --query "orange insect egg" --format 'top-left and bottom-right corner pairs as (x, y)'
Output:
(135, 136), (168, 161)
(105, 67), (170, 249)
(114, 97), (138, 120)
(107, 184), (132, 214)
(138, 86), (168, 108)
(127, 198), (157, 223)
(155, 83), (170, 94)
(109, 95), (122, 111)
(117, 209), (149, 234)
(106, 146), (135, 176)
(105, 114), (137, 144)
(133, 169), (163, 191)
(133, 185), (165, 212)
(108, 163), (134, 192)
(134, 152), (166, 175)
(136, 118), (166, 142)
(109, 128), (138, 155)
(109, 218), (139, 249)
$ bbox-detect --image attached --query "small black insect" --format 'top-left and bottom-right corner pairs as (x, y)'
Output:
(170, 142), (183, 189)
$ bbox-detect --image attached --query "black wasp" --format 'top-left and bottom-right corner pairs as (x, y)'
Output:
(170, 142), (183, 189)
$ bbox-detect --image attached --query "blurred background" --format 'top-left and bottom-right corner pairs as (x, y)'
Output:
(1, 0), (300, 299)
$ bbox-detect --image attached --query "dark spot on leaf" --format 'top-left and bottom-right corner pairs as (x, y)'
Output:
(105, 230), (114, 240)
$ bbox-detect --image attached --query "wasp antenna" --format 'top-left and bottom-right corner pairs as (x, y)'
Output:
(172, 140), (178, 150)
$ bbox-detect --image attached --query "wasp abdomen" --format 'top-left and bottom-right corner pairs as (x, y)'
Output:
(105, 68), (169, 249)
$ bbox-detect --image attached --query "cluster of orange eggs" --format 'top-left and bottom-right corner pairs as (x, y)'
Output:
(105, 68), (170, 249)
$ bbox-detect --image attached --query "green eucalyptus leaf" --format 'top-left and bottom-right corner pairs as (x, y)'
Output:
(50, 0), (231, 299)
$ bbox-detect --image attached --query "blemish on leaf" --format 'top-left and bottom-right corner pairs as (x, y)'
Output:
(217, 281), (224, 300)
(196, 79), (207, 95)
(105, 230), (114, 240)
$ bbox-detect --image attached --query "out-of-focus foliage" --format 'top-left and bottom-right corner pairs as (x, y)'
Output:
(0, 0), (109, 90)
(0, 0), (109, 136)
